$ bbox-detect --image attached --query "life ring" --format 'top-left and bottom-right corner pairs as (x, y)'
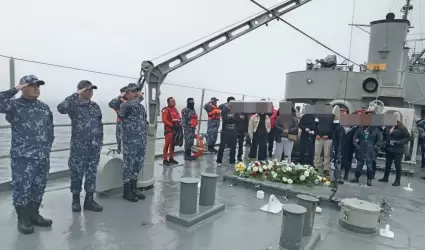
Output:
(192, 134), (204, 158)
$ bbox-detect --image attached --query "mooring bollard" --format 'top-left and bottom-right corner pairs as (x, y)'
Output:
(179, 177), (199, 215)
(199, 173), (218, 206)
(297, 194), (319, 237)
(280, 204), (307, 250)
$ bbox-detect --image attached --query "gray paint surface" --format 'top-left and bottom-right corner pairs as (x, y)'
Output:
(0, 153), (424, 249)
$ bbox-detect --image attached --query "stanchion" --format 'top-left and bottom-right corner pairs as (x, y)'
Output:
(199, 173), (218, 206)
(166, 173), (225, 228)
(297, 194), (319, 237)
(280, 204), (307, 250)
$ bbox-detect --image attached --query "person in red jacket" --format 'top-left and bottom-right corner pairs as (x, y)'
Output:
(161, 97), (181, 165)
(268, 107), (278, 158)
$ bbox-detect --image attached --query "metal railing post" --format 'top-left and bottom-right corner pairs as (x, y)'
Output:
(242, 95), (245, 100)
(197, 88), (205, 135)
(9, 58), (15, 99)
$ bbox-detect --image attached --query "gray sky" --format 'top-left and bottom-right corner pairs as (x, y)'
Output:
(0, 0), (424, 106)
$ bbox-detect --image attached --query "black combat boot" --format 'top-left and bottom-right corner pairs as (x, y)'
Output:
(130, 180), (146, 200)
(184, 149), (195, 160)
(15, 206), (34, 234)
(163, 160), (170, 166)
(343, 171), (349, 180)
(30, 202), (52, 227)
(72, 194), (81, 212)
(378, 171), (390, 183)
(123, 182), (138, 202)
(350, 175), (359, 183)
(83, 193), (103, 212)
(208, 146), (218, 153)
(169, 158), (179, 164)
(366, 179), (372, 186)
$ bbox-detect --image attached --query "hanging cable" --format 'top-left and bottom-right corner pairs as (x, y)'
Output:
(249, 0), (363, 68)
(149, 2), (283, 62)
(343, 0), (356, 104)
(419, 0), (424, 49)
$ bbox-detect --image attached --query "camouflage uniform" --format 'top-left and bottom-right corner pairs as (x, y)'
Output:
(0, 75), (55, 234)
(204, 102), (220, 149)
(109, 95), (147, 183)
(57, 93), (103, 195)
(182, 107), (197, 150)
(116, 122), (123, 153)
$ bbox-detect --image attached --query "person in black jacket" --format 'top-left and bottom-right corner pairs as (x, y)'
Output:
(378, 112), (411, 186)
(314, 113), (336, 175)
(216, 97), (237, 165)
(234, 111), (249, 162)
(298, 113), (316, 165)
(332, 123), (358, 181)
(274, 108), (299, 162)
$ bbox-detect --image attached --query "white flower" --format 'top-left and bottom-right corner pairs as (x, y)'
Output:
(252, 166), (259, 172)
(259, 168), (263, 173)
(299, 175), (306, 181)
(317, 176), (322, 182)
(262, 165), (268, 170)
(290, 162), (296, 167)
(286, 167), (292, 172)
(309, 166), (315, 170)
(272, 172), (278, 178)
(304, 170), (310, 177)
(287, 179), (293, 184)
(282, 177), (287, 182)
(324, 181), (331, 186)
(314, 179), (319, 185)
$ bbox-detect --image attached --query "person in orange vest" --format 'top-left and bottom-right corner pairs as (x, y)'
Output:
(203, 97), (221, 153)
(112, 86), (127, 154)
(161, 97), (181, 166)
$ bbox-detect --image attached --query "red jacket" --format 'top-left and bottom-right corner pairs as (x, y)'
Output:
(162, 106), (181, 133)
(270, 108), (278, 128)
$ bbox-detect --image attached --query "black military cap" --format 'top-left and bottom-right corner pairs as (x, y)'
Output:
(77, 80), (97, 90)
(126, 83), (141, 92)
(120, 86), (128, 93)
(19, 75), (45, 85)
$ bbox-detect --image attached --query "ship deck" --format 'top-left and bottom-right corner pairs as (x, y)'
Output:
(0, 151), (424, 250)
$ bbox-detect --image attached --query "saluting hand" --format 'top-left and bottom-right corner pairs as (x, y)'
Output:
(15, 84), (28, 91)
(77, 87), (87, 94)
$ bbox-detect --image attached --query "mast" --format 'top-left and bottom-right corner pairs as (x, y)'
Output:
(402, 0), (412, 20)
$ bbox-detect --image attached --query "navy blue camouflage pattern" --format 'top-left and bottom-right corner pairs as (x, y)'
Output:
(181, 107), (197, 150)
(0, 88), (54, 207)
(109, 95), (147, 183)
(203, 103), (220, 146)
(57, 93), (104, 194)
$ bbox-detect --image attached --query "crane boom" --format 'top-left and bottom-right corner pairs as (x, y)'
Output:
(137, 0), (312, 188)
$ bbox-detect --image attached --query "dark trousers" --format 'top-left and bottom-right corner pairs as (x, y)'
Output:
(384, 151), (403, 182)
(421, 146), (425, 167)
(299, 134), (315, 165)
(237, 134), (245, 160)
(267, 128), (275, 156)
(248, 132), (268, 161)
(217, 129), (237, 163)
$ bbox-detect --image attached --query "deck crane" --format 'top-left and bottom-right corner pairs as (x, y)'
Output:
(136, 0), (313, 188)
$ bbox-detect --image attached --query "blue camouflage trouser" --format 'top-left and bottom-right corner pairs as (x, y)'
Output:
(116, 122), (122, 153)
(184, 129), (195, 150)
(11, 157), (50, 207)
(206, 120), (220, 146)
(123, 142), (146, 183)
(69, 154), (100, 194)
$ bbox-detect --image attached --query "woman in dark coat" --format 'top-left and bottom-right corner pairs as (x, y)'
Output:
(378, 112), (411, 186)
(332, 124), (358, 180)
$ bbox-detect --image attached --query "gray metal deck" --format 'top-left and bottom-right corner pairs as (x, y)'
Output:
(0, 152), (424, 250)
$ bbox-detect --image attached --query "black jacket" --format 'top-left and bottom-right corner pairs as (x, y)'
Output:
(298, 114), (316, 136)
(315, 115), (336, 139)
(274, 116), (298, 143)
(385, 125), (411, 154)
(220, 104), (236, 131)
(332, 125), (358, 165)
(234, 113), (249, 134)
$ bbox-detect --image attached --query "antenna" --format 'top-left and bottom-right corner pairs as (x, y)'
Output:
(401, 0), (413, 20)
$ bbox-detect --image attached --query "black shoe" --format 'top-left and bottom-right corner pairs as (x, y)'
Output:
(350, 177), (359, 183)
(229, 160), (236, 165)
(83, 193), (103, 212)
(30, 202), (52, 227)
(268, 153), (273, 158)
(209, 146), (218, 153)
(169, 158), (179, 164)
(130, 180), (146, 200)
(338, 178), (344, 184)
(378, 178), (389, 182)
(123, 182), (138, 202)
(237, 158), (243, 162)
(72, 194), (81, 212)
(392, 181), (400, 186)
(15, 206), (34, 234)
(184, 150), (196, 160)
(343, 172), (349, 180)
(163, 160), (171, 166)
(366, 179), (372, 186)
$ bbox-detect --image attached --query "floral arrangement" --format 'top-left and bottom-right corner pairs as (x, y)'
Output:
(234, 160), (330, 186)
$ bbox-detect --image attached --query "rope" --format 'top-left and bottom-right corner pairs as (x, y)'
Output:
(343, 0), (356, 103)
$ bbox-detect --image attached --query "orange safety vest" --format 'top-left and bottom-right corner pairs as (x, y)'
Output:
(162, 106), (181, 133)
(115, 98), (127, 122)
(190, 113), (199, 128)
(207, 105), (220, 120)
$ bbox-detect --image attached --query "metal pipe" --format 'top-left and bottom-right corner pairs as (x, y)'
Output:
(179, 177), (199, 215)
(199, 173), (218, 206)
(197, 88), (205, 135)
(280, 204), (307, 250)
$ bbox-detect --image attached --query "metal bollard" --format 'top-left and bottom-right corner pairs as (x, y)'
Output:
(199, 173), (218, 206)
(297, 194), (319, 237)
(179, 177), (199, 215)
(280, 204), (307, 250)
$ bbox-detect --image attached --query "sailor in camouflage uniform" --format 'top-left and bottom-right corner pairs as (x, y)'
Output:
(0, 75), (55, 234)
(57, 80), (103, 213)
(181, 98), (198, 160)
(114, 86), (128, 154)
(204, 97), (221, 153)
(109, 83), (147, 202)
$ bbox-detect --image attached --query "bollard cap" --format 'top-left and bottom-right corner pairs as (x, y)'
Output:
(282, 204), (307, 215)
(180, 177), (199, 184)
(297, 194), (319, 203)
(201, 173), (218, 178)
